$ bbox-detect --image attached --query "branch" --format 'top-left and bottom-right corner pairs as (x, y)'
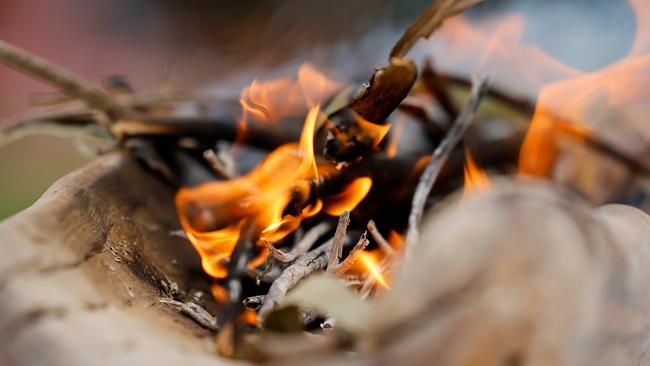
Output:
(0, 40), (126, 118)
(404, 75), (489, 262)
(367, 220), (395, 256)
(268, 222), (332, 263)
(159, 298), (218, 331)
(335, 231), (370, 276)
(257, 240), (333, 325)
(327, 211), (350, 273)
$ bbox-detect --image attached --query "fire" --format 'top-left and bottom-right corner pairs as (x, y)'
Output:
(463, 147), (490, 196)
(358, 251), (389, 289)
(176, 104), (373, 279)
(356, 115), (392, 148)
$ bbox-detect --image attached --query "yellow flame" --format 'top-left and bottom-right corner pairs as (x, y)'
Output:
(358, 251), (389, 289)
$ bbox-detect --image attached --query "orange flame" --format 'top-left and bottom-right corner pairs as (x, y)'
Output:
(463, 148), (490, 197)
(323, 177), (372, 216)
(176, 106), (324, 278)
(358, 251), (389, 289)
(356, 115), (392, 148)
(177, 103), (374, 279)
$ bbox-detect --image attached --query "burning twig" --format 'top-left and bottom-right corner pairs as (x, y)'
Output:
(257, 240), (333, 325)
(267, 222), (332, 263)
(335, 231), (370, 276)
(404, 75), (489, 261)
(326, 211), (350, 274)
(366, 220), (395, 256)
(0, 40), (128, 122)
(324, 58), (417, 161)
(159, 298), (219, 331)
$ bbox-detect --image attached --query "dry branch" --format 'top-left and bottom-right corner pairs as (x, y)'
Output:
(367, 220), (395, 256)
(159, 298), (219, 331)
(390, 0), (485, 58)
(257, 240), (333, 325)
(335, 231), (370, 276)
(268, 222), (332, 263)
(404, 75), (489, 261)
(327, 211), (350, 274)
(0, 40), (126, 118)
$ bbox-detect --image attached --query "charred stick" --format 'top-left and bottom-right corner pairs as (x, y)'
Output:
(321, 317), (337, 334)
(324, 58), (417, 161)
(335, 231), (370, 276)
(268, 222), (333, 262)
(326, 211), (350, 274)
(367, 220), (395, 256)
(258, 240), (333, 325)
(0, 40), (127, 120)
(404, 75), (489, 262)
(159, 298), (219, 331)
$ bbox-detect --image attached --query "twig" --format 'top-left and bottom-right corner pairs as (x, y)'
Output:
(203, 149), (232, 179)
(335, 231), (370, 276)
(404, 75), (489, 262)
(366, 220), (395, 256)
(159, 298), (218, 331)
(0, 40), (126, 118)
(258, 240), (333, 325)
(327, 211), (350, 274)
(267, 222), (332, 263)
(390, 0), (484, 59)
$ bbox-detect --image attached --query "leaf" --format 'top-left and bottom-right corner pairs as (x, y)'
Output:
(279, 273), (372, 334)
(390, 0), (485, 58)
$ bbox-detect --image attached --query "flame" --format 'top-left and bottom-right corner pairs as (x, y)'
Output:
(387, 230), (404, 251)
(177, 104), (374, 279)
(386, 117), (405, 158)
(356, 115), (392, 148)
(358, 251), (389, 289)
(176, 106), (323, 278)
(463, 148), (490, 196)
(323, 177), (372, 216)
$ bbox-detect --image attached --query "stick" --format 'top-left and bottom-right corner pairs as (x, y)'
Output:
(404, 75), (489, 262)
(327, 211), (350, 274)
(203, 149), (233, 179)
(335, 231), (370, 276)
(242, 295), (266, 311)
(367, 221), (395, 256)
(0, 40), (125, 117)
(159, 298), (218, 331)
(390, 0), (484, 59)
(267, 222), (332, 263)
(258, 240), (333, 325)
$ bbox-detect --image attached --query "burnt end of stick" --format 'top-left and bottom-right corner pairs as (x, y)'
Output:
(324, 58), (417, 162)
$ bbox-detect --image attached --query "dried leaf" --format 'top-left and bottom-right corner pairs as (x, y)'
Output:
(279, 273), (372, 333)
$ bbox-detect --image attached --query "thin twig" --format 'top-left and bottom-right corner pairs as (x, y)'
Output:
(404, 75), (489, 262)
(267, 222), (332, 263)
(367, 220), (395, 256)
(327, 211), (350, 274)
(203, 149), (232, 179)
(159, 298), (218, 331)
(258, 240), (333, 325)
(0, 40), (126, 118)
(335, 231), (370, 276)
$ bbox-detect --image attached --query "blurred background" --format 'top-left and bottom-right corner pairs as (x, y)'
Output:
(0, 0), (636, 219)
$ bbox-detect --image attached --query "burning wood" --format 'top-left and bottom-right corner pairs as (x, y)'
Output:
(2, 0), (650, 365)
